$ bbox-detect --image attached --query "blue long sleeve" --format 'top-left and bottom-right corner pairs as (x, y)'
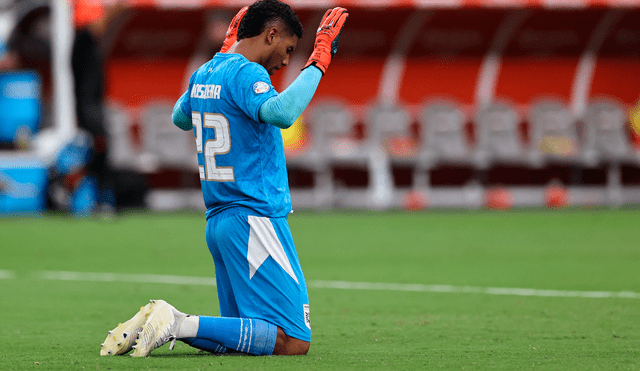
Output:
(258, 66), (323, 129)
(173, 91), (192, 131)
(172, 66), (323, 131)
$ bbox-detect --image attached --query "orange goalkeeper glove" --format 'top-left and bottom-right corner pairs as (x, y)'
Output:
(303, 7), (349, 75)
(220, 6), (248, 53)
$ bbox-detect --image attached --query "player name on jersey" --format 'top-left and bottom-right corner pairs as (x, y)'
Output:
(191, 84), (222, 100)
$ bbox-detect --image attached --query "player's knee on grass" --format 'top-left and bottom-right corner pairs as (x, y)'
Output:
(273, 327), (310, 355)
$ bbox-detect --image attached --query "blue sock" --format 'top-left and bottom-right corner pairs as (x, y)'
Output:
(180, 338), (229, 354)
(196, 317), (277, 356)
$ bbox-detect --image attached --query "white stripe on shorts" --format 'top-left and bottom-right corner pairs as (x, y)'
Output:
(246, 216), (299, 284)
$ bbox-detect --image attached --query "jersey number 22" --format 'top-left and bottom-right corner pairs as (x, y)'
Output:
(192, 112), (235, 182)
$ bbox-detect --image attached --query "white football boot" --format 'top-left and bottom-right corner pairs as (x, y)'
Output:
(100, 300), (159, 356)
(132, 300), (186, 357)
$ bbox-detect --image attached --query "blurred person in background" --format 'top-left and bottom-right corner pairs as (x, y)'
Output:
(1, 0), (50, 87)
(71, 0), (126, 216)
(0, 0), (50, 150)
(6, 1), (49, 63)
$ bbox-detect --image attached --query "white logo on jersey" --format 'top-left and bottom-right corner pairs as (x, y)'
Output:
(191, 84), (221, 100)
(303, 304), (311, 329)
(253, 81), (270, 94)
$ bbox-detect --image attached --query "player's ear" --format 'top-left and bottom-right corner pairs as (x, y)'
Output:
(265, 26), (279, 45)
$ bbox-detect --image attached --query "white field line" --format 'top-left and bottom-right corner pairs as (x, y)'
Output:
(2, 270), (639, 299)
(308, 280), (640, 299)
(0, 270), (15, 279)
(36, 270), (217, 286)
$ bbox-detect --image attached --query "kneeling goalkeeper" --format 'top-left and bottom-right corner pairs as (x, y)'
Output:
(100, 0), (348, 357)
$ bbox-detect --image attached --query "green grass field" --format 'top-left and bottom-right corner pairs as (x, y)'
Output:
(1, 209), (639, 370)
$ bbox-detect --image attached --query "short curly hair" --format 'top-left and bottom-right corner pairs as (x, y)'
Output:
(237, 0), (303, 41)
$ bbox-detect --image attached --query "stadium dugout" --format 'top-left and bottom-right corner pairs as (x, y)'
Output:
(2, 0), (639, 213)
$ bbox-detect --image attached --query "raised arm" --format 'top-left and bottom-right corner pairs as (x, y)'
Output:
(220, 7), (248, 54)
(258, 66), (322, 129)
(258, 7), (348, 129)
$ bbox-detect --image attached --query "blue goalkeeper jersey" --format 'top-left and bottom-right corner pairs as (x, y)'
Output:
(176, 53), (291, 219)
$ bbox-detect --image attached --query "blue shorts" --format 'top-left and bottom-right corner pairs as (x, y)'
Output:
(206, 209), (311, 342)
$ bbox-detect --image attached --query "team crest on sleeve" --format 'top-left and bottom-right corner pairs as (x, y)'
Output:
(253, 81), (271, 94)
